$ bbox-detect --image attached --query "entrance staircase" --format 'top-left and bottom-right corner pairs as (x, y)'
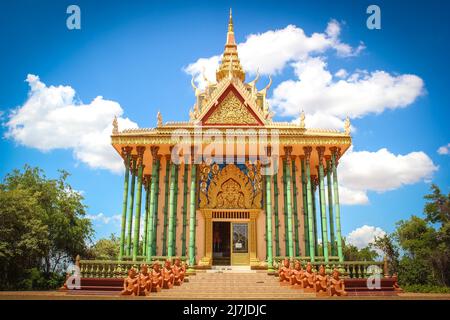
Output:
(154, 270), (315, 300)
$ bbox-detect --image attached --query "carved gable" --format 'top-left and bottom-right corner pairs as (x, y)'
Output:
(201, 87), (263, 126)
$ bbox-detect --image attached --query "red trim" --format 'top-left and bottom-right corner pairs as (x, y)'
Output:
(200, 84), (264, 126)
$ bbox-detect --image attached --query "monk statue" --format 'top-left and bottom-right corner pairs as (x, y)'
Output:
(329, 268), (347, 296)
(301, 262), (316, 292)
(151, 261), (163, 292)
(289, 260), (304, 289)
(162, 259), (175, 289)
(278, 258), (291, 285)
(138, 264), (152, 296)
(315, 265), (329, 296)
(120, 268), (139, 296)
(172, 258), (186, 286)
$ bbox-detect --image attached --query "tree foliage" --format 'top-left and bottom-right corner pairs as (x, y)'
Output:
(0, 166), (93, 290)
(389, 184), (450, 287)
(87, 234), (120, 260)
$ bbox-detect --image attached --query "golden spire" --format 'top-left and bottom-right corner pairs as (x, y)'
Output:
(228, 8), (233, 33)
(216, 8), (245, 82)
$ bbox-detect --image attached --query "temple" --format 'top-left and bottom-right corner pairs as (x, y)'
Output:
(111, 10), (352, 271)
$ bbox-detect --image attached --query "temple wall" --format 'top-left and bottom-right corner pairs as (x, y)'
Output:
(256, 209), (266, 263)
(195, 209), (205, 262)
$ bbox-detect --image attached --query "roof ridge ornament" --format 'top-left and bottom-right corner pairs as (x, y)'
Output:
(112, 115), (119, 134)
(157, 111), (163, 127)
(299, 110), (305, 129)
(344, 116), (351, 135)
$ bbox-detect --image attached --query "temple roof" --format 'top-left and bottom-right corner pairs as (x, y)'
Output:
(111, 10), (352, 158)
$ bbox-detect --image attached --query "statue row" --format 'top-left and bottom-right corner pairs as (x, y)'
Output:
(278, 259), (347, 296)
(121, 258), (186, 296)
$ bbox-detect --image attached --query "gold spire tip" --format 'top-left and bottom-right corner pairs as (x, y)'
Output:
(228, 8), (234, 32)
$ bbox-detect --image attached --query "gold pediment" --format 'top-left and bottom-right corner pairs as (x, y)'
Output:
(199, 163), (262, 209)
(203, 91), (261, 125)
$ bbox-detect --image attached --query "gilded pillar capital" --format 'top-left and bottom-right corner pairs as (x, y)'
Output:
(284, 146), (293, 158)
(150, 146), (160, 162)
(330, 147), (342, 165)
(316, 146), (325, 164)
(121, 146), (133, 158)
(303, 146), (313, 162)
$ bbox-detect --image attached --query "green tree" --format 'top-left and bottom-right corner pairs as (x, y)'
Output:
(372, 234), (399, 274)
(0, 166), (93, 289)
(88, 234), (120, 260)
(341, 237), (379, 261)
(392, 185), (450, 287)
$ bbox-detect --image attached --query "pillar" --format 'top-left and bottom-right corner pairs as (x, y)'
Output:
(126, 154), (137, 256)
(265, 146), (274, 271)
(172, 163), (179, 255)
(152, 157), (160, 255)
(146, 146), (159, 261)
(132, 146), (145, 261)
(300, 156), (309, 256)
(142, 175), (151, 257)
(273, 173), (281, 257)
(162, 155), (171, 256)
(291, 156), (300, 256)
(311, 175), (319, 256)
(282, 158), (289, 255)
(317, 147), (329, 263)
(284, 147), (294, 259)
(119, 147), (132, 260)
(331, 147), (344, 262)
(326, 156), (336, 256)
(167, 149), (177, 258)
(188, 150), (198, 270)
(181, 163), (189, 257)
(303, 147), (315, 262)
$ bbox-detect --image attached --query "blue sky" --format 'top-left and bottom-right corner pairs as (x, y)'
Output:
(0, 0), (449, 247)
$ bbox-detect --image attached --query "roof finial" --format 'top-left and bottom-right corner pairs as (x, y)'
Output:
(228, 8), (233, 33)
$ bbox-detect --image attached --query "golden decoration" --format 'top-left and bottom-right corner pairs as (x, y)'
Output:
(204, 92), (258, 125)
(200, 164), (261, 209)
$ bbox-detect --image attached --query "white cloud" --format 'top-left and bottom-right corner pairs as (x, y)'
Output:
(338, 146), (438, 205)
(4, 75), (138, 173)
(437, 143), (450, 155)
(271, 57), (424, 121)
(184, 20), (364, 88)
(346, 225), (386, 249)
(334, 68), (348, 79)
(86, 212), (121, 225)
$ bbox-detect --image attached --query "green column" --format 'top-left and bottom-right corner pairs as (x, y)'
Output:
(326, 158), (336, 256)
(126, 156), (137, 256)
(167, 158), (177, 258)
(146, 148), (159, 261)
(311, 178), (319, 256)
(142, 176), (150, 257)
(273, 173), (281, 257)
(162, 157), (170, 256)
(284, 148), (294, 259)
(172, 164), (179, 255)
(181, 163), (189, 257)
(300, 157), (309, 256)
(132, 148), (145, 261)
(292, 158), (300, 256)
(331, 148), (344, 262)
(303, 147), (315, 262)
(151, 158), (160, 255)
(119, 150), (130, 260)
(317, 148), (329, 263)
(188, 162), (197, 270)
(282, 159), (289, 255)
(265, 164), (274, 271)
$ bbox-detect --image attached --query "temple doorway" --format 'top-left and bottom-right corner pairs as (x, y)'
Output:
(212, 222), (231, 265)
